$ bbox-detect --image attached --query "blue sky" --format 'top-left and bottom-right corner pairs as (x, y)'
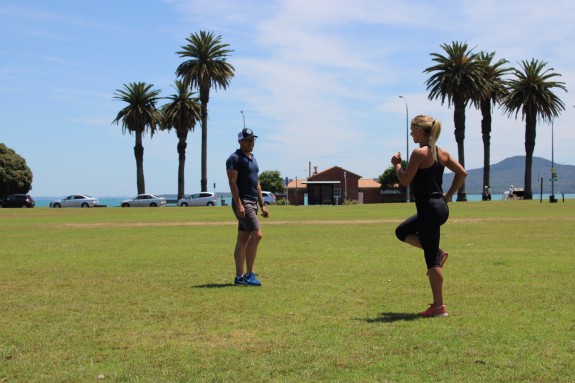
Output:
(1, 0), (574, 197)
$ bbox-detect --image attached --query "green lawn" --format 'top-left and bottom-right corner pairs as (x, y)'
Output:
(1, 201), (573, 382)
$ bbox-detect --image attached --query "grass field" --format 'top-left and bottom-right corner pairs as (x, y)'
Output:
(1, 201), (574, 382)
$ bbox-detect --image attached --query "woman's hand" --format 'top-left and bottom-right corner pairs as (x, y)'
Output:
(391, 152), (402, 166)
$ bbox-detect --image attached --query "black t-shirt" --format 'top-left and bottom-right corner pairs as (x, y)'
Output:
(226, 149), (259, 201)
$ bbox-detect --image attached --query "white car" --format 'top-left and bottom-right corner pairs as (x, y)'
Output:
(177, 192), (217, 207)
(121, 194), (166, 207)
(50, 194), (99, 208)
(261, 191), (276, 205)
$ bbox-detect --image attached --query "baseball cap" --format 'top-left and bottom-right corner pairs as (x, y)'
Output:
(237, 128), (258, 141)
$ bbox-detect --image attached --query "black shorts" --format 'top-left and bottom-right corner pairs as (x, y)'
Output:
(395, 198), (449, 269)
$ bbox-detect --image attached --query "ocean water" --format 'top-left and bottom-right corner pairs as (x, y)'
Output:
(31, 193), (574, 208)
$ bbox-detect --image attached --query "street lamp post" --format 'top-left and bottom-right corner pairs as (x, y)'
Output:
(295, 176), (298, 206)
(240, 110), (245, 129)
(399, 96), (409, 202)
(550, 118), (557, 203)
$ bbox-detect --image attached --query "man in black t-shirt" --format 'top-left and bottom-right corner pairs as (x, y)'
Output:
(226, 128), (269, 286)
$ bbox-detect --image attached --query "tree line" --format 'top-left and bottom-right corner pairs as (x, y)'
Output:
(3, 37), (565, 201)
(112, 31), (234, 199)
(381, 41), (566, 200)
(113, 37), (566, 202)
(423, 41), (566, 200)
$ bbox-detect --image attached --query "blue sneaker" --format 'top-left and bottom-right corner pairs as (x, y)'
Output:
(243, 272), (262, 286)
(234, 276), (246, 286)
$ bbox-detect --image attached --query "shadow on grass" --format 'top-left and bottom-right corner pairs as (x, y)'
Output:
(192, 283), (235, 288)
(362, 312), (420, 323)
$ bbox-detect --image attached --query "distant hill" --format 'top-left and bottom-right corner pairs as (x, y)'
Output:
(443, 156), (575, 195)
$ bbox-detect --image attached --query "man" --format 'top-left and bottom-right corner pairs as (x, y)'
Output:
(226, 128), (269, 286)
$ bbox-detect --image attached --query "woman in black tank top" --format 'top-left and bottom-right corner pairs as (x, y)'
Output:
(391, 115), (467, 317)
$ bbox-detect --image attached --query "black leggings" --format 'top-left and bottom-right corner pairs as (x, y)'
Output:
(395, 198), (449, 269)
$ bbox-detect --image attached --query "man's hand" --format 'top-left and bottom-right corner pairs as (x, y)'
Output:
(261, 205), (269, 218)
(237, 203), (246, 219)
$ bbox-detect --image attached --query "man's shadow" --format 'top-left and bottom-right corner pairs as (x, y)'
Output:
(361, 312), (420, 323)
(193, 283), (234, 288)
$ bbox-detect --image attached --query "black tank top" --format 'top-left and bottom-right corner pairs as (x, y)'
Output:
(411, 146), (444, 201)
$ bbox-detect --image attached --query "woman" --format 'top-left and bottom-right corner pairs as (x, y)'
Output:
(391, 115), (467, 317)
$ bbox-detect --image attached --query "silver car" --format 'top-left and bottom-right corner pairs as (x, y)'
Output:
(261, 191), (276, 205)
(50, 194), (99, 208)
(177, 192), (217, 207)
(121, 194), (166, 207)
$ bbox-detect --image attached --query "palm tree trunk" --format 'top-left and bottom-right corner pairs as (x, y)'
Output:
(453, 97), (467, 201)
(200, 90), (209, 192)
(177, 131), (188, 199)
(481, 101), (492, 199)
(134, 131), (145, 194)
(523, 113), (536, 200)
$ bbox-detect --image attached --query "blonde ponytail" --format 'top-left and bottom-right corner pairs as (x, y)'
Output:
(411, 115), (442, 161)
(429, 119), (441, 161)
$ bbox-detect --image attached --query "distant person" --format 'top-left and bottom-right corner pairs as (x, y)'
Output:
(482, 185), (492, 201)
(391, 115), (467, 317)
(508, 185), (515, 200)
(226, 128), (269, 286)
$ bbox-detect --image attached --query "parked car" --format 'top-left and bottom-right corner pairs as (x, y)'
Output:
(261, 191), (276, 205)
(177, 192), (217, 207)
(50, 194), (99, 208)
(121, 194), (166, 207)
(0, 194), (35, 208)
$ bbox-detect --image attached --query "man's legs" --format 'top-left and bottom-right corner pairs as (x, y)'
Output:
(234, 231), (251, 277)
(234, 228), (263, 276)
(245, 228), (262, 274)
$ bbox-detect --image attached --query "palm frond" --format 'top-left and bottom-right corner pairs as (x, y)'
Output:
(112, 82), (162, 137)
(424, 41), (488, 107)
(161, 80), (201, 134)
(175, 30), (235, 92)
(502, 59), (567, 122)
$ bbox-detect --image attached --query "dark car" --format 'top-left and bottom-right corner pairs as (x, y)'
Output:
(0, 194), (36, 208)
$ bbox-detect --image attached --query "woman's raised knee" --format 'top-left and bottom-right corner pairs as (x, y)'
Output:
(395, 226), (406, 241)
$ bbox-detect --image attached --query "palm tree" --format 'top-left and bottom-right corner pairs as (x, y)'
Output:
(176, 31), (235, 192)
(424, 41), (487, 201)
(112, 82), (162, 194)
(161, 80), (201, 199)
(473, 52), (511, 198)
(502, 59), (566, 199)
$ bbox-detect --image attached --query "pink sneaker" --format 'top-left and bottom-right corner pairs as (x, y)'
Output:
(419, 304), (448, 317)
